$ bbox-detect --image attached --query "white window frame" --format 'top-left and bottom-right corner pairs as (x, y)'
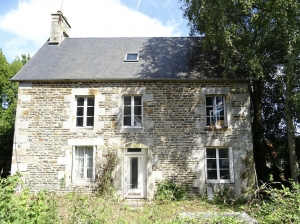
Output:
(124, 53), (139, 62)
(205, 147), (234, 183)
(123, 96), (143, 127)
(72, 146), (96, 182)
(75, 96), (95, 128)
(205, 95), (227, 128)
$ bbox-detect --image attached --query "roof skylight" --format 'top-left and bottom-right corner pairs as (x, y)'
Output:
(124, 53), (139, 62)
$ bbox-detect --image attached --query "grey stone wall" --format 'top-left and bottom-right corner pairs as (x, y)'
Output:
(11, 80), (254, 198)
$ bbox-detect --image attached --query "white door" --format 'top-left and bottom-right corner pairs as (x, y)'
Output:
(124, 148), (146, 198)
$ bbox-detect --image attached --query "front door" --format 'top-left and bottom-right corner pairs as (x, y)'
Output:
(124, 148), (146, 198)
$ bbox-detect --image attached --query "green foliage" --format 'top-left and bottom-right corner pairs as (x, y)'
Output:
(0, 172), (57, 223)
(175, 215), (246, 224)
(250, 182), (300, 223)
(0, 51), (30, 177)
(180, 0), (300, 181)
(155, 180), (188, 201)
(95, 147), (119, 197)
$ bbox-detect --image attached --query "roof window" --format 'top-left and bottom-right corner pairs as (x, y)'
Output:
(124, 53), (139, 62)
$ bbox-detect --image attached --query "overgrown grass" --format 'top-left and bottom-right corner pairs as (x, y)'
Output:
(2, 173), (300, 223)
(55, 194), (232, 223)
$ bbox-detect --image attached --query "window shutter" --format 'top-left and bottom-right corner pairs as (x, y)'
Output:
(71, 146), (75, 182)
(229, 147), (234, 183)
(93, 146), (96, 180)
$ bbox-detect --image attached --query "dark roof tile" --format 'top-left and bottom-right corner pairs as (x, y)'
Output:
(12, 37), (245, 81)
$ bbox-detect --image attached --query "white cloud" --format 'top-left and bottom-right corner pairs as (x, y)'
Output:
(0, 0), (179, 61)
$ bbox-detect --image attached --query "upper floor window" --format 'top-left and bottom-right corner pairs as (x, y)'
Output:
(206, 96), (226, 128)
(206, 147), (234, 183)
(76, 96), (95, 127)
(123, 96), (142, 127)
(73, 146), (95, 181)
(124, 53), (139, 62)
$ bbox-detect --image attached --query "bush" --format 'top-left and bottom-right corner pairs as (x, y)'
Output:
(95, 147), (119, 197)
(0, 173), (57, 223)
(249, 182), (300, 223)
(155, 180), (188, 201)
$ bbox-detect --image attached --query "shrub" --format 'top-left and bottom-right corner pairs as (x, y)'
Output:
(155, 180), (188, 201)
(249, 182), (300, 223)
(0, 172), (57, 223)
(95, 150), (119, 197)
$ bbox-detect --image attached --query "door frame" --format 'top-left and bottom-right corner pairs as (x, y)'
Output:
(123, 147), (147, 198)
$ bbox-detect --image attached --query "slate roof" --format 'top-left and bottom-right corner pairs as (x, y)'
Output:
(12, 37), (246, 81)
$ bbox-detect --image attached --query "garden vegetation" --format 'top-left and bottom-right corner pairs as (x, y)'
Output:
(1, 173), (300, 223)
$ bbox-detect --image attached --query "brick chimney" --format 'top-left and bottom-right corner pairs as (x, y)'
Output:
(49, 11), (71, 45)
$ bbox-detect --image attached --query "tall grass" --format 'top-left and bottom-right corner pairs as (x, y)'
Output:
(1, 173), (300, 223)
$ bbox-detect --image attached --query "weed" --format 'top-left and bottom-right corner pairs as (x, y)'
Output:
(155, 179), (188, 201)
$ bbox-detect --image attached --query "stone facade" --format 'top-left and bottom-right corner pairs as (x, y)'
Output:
(11, 80), (255, 199)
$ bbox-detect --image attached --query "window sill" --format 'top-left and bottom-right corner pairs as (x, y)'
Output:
(71, 179), (95, 184)
(70, 127), (95, 132)
(206, 180), (233, 184)
(204, 127), (231, 131)
(121, 126), (144, 133)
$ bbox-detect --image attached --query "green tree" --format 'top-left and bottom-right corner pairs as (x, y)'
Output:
(180, 0), (300, 181)
(0, 51), (30, 177)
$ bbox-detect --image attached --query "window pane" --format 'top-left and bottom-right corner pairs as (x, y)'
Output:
(130, 157), (138, 189)
(126, 53), (138, 61)
(124, 107), (131, 115)
(124, 97), (131, 105)
(76, 107), (84, 116)
(77, 97), (84, 106)
(215, 97), (224, 121)
(124, 117), (131, 126)
(207, 159), (217, 169)
(134, 96), (141, 105)
(87, 107), (94, 116)
(207, 170), (217, 179)
(86, 147), (93, 158)
(220, 159), (229, 168)
(219, 149), (228, 158)
(134, 106), (142, 115)
(75, 168), (84, 178)
(87, 168), (93, 178)
(134, 116), (142, 126)
(75, 147), (84, 156)
(219, 110), (224, 117)
(206, 107), (214, 125)
(216, 97), (224, 106)
(128, 148), (142, 153)
(206, 148), (216, 158)
(75, 148), (84, 178)
(220, 170), (230, 179)
(86, 117), (94, 126)
(87, 158), (93, 167)
(76, 117), (83, 126)
(87, 97), (94, 106)
(206, 97), (213, 106)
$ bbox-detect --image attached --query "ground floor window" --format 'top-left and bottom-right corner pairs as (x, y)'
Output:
(72, 146), (95, 181)
(205, 147), (234, 183)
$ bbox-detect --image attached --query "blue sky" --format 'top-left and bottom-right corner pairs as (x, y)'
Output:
(0, 0), (189, 62)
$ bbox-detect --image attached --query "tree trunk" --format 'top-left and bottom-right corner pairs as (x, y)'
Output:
(250, 79), (268, 181)
(285, 71), (299, 182)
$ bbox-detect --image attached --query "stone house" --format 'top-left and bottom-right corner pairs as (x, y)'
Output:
(11, 11), (255, 199)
